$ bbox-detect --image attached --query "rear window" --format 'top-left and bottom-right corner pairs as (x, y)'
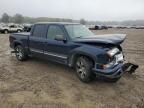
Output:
(32, 24), (47, 38)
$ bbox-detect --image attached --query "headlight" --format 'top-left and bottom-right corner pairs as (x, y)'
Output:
(115, 53), (124, 62)
(103, 61), (115, 69)
(107, 48), (119, 57)
(97, 60), (115, 69)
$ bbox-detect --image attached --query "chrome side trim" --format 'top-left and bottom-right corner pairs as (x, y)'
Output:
(30, 48), (43, 54)
(44, 52), (67, 59)
(30, 48), (67, 59)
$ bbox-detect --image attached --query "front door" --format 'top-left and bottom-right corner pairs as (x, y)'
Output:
(44, 25), (70, 64)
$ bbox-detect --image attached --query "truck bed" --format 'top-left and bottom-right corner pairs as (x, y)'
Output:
(9, 32), (30, 49)
(12, 32), (30, 36)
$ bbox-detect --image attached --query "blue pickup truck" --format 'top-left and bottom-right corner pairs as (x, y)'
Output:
(9, 22), (138, 83)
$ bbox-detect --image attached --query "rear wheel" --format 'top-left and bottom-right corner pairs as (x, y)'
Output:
(4, 30), (8, 34)
(75, 56), (93, 83)
(14, 45), (28, 61)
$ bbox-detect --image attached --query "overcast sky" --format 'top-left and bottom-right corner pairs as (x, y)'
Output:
(0, 0), (144, 21)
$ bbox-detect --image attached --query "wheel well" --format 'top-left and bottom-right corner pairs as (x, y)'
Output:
(4, 29), (8, 31)
(14, 42), (21, 48)
(72, 54), (95, 67)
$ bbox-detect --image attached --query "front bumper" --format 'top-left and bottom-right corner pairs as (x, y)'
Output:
(92, 62), (138, 78)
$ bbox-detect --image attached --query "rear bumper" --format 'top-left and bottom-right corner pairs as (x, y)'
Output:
(92, 63), (127, 78)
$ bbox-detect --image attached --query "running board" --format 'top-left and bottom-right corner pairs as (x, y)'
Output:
(11, 51), (16, 53)
(11, 50), (17, 56)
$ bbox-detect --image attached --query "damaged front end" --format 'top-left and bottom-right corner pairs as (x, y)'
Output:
(92, 47), (139, 80)
(122, 62), (139, 74)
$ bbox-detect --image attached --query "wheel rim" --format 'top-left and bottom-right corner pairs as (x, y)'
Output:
(5, 30), (8, 34)
(18, 30), (20, 32)
(15, 47), (23, 60)
(76, 59), (86, 79)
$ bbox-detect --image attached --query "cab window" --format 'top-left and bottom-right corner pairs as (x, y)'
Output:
(32, 24), (47, 38)
(47, 25), (64, 40)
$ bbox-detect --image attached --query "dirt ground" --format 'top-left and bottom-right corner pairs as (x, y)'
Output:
(0, 29), (144, 108)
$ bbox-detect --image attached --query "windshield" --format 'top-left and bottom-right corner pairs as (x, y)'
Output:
(65, 25), (94, 39)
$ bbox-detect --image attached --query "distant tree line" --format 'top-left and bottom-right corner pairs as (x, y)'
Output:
(0, 13), (24, 24)
(23, 17), (74, 24)
(86, 20), (144, 26)
(0, 13), (86, 24)
(0, 13), (144, 26)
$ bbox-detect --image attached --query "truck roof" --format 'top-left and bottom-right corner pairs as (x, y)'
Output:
(36, 22), (80, 25)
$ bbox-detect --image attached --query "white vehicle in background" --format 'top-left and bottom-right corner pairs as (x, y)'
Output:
(0, 24), (23, 34)
(135, 26), (144, 29)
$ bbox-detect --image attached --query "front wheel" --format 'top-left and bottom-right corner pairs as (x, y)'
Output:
(15, 45), (28, 61)
(17, 30), (21, 33)
(75, 56), (93, 83)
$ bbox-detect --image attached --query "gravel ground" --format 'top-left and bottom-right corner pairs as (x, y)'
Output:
(0, 29), (144, 108)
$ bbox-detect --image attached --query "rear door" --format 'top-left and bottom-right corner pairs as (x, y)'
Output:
(29, 24), (47, 56)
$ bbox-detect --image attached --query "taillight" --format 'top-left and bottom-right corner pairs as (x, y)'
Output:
(107, 48), (119, 57)
(9, 35), (14, 44)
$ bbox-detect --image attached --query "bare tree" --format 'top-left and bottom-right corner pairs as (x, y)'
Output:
(80, 18), (86, 25)
(14, 14), (24, 24)
(1, 13), (9, 23)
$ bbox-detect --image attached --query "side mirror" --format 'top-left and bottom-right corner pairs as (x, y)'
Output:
(55, 35), (67, 42)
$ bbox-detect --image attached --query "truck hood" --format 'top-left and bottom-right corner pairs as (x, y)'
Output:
(73, 34), (126, 45)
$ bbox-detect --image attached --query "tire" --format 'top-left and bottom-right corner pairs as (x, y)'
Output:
(75, 56), (93, 83)
(4, 30), (8, 34)
(17, 30), (21, 33)
(14, 45), (28, 61)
